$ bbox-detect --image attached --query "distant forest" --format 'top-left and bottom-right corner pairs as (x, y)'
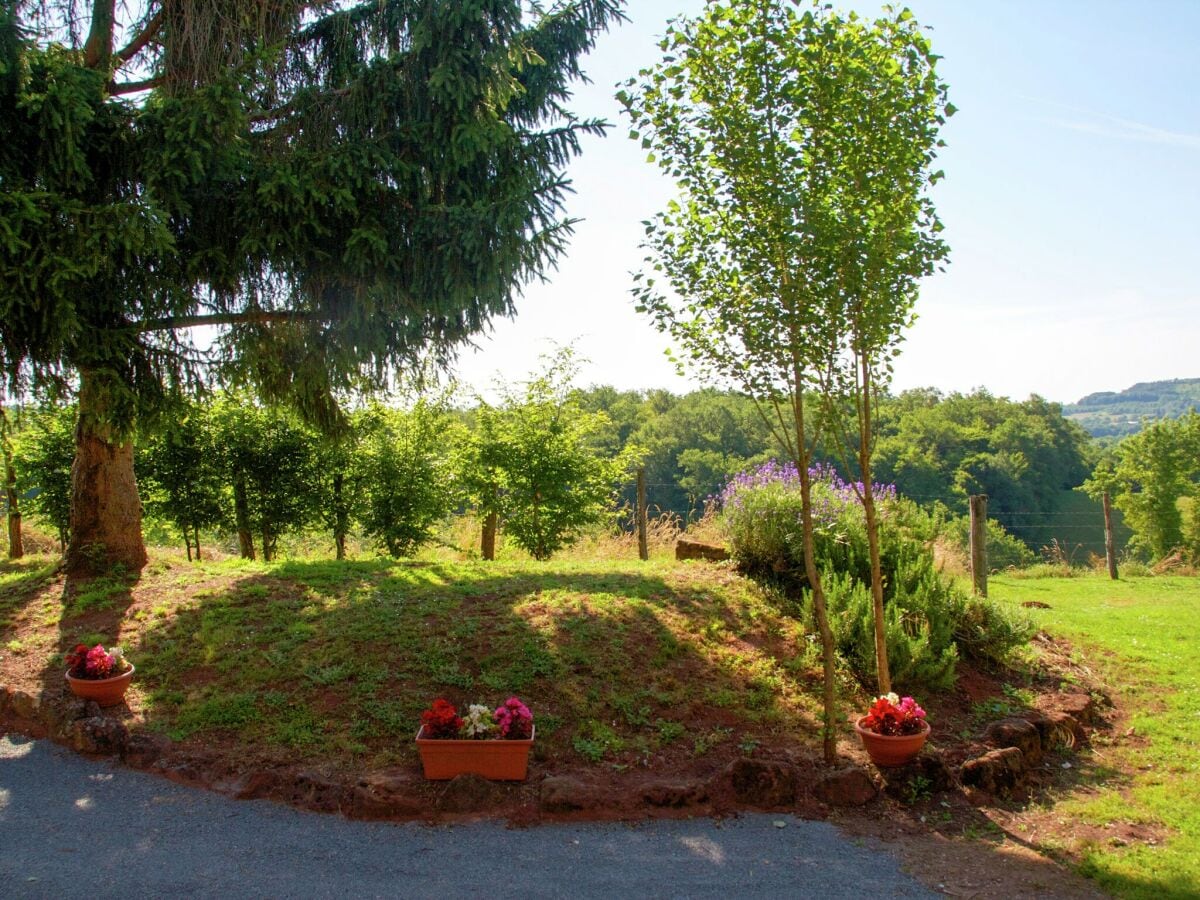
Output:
(1064, 378), (1200, 438)
(573, 386), (1109, 555)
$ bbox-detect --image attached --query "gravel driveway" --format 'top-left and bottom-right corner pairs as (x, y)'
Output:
(0, 734), (938, 898)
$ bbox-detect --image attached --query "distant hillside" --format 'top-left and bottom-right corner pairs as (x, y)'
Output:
(1064, 378), (1200, 438)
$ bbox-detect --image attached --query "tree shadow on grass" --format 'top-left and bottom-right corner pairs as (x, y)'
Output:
(38, 567), (141, 708)
(122, 558), (827, 775)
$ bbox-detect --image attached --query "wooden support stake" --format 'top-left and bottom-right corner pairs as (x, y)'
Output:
(969, 494), (988, 598)
(1102, 491), (1118, 580)
(636, 468), (649, 561)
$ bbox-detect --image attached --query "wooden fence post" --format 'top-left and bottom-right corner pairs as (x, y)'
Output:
(636, 468), (649, 561)
(969, 494), (988, 598)
(1102, 491), (1118, 580)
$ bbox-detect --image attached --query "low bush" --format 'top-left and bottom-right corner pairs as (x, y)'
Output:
(720, 461), (1033, 691)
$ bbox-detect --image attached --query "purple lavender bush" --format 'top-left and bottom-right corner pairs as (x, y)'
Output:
(717, 461), (1032, 689)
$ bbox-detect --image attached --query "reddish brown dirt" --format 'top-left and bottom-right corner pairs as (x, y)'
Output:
(0, 566), (1127, 898)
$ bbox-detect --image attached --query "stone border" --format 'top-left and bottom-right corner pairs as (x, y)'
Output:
(1, 681), (1102, 820)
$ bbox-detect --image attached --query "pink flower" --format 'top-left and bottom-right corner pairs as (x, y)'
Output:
(493, 696), (533, 739)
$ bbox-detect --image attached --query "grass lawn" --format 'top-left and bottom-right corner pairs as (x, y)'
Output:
(0, 552), (831, 776)
(991, 574), (1200, 899)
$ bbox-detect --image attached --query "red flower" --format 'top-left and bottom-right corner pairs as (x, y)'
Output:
(65, 643), (89, 678)
(420, 698), (463, 739)
(861, 695), (926, 736)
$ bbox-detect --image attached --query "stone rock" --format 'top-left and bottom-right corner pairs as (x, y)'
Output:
(812, 766), (877, 807)
(233, 770), (282, 800)
(642, 780), (708, 808)
(959, 747), (1024, 794)
(984, 717), (1043, 764)
(283, 771), (350, 814)
(880, 751), (955, 800)
(1057, 692), (1100, 726)
(540, 776), (598, 812)
(8, 689), (39, 720)
(675, 539), (731, 562)
(70, 716), (130, 755)
(0, 685), (9, 716)
(122, 733), (171, 769)
(437, 773), (503, 813)
(722, 758), (797, 807)
(349, 770), (425, 819)
(1028, 710), (1085, 749)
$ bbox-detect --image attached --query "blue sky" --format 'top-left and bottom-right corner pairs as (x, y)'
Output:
(451, 0), (1200, 405)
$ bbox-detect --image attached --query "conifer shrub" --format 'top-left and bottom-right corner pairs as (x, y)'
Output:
(720, 462), (1033, 690)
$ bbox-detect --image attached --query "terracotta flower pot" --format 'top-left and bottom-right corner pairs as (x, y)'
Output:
(65, 665), (135, 707)
(854, 716), (929, 767)
(415, 725), (535, 781)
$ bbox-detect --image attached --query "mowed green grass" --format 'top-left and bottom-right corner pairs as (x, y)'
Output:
(0, 554), (829, 773)
(990, 574), (1200, 899)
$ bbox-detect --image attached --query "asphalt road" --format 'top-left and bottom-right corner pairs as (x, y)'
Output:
(0, 734), (939, 899)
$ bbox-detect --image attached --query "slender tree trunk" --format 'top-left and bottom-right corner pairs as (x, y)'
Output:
(332, 472), (347, 561)
(636, 468), (649, 561)
(857, 360), (891, 695)
(1103, 491), (1118, 580)
(184, 531), (192, 561)
(194, 525), (201, 561)
(481, 510), (497, 561)
(261, 525), (273, 563)
(66, 369), (148, 575)
(793, 386), (838, 765)
(233, 475), (255, 560)
(4, 439), (22, 560)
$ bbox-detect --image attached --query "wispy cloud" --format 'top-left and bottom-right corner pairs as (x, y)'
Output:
(1017, 95), (1200, 150)
(1047, 114), (1200, 150)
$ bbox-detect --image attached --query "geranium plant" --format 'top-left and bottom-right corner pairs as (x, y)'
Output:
(860, 692), (927, 736)
(418, 696), (534, 740)
(420, 698), (464, 738)
(494, 696), (533, 739)
(65, 643), (130, 680)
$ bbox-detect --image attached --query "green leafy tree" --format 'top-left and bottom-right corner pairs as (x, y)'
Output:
(10, 404), (77, 550)
(137, 404), (226, 560)
(622, 0), (948, 757)
(354, 402), (459, 558)
(463, 352), (629, 560)
(0, 0), (624, 573)
(1084, 413), (1200, 560)
(210, 398), (321, 562)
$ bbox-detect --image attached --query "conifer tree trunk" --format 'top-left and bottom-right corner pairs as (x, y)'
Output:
(66, 369), (148, 574)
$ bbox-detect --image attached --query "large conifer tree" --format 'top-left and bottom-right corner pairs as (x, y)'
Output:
(0, 0), (622, 572)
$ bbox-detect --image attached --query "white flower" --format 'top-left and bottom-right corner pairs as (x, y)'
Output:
(463, 703), (496, 738)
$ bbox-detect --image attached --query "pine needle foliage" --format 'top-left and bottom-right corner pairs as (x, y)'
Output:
(0, 0), (625, 430)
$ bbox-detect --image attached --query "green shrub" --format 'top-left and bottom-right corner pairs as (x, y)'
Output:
(940, 512), (1038, 571)
(721, 461), (1032, 691)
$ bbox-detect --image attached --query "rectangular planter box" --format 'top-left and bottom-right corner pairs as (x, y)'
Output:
(415, 725), (535, 781)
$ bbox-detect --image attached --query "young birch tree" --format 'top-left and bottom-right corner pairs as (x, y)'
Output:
(816, 10), (951, 695)
(622, 0), (950, 757)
